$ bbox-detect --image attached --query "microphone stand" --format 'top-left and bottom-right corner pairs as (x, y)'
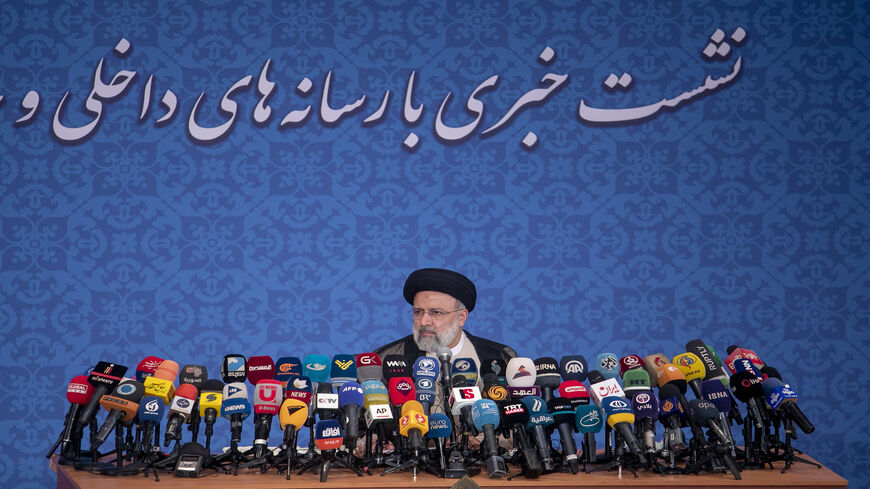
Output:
(776, 417), (821, 473)
(588, 431), (639, 478)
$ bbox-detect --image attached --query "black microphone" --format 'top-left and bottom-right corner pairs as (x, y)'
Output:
(730, 371), (767, 429)
(75, 362), (128, 435)
(91, 379), (145, 451)
(500, 401), (542, 478)
(548, 397), (580, 473)
(533, 357), (561, 403)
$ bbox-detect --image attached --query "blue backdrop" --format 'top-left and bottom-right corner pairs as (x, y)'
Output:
(1, 1), (867, 488)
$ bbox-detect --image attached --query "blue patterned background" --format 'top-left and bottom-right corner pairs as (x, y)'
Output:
(1, 0), (868, 487)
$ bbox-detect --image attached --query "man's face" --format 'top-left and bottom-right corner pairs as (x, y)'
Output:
(412, 290), (467, 351)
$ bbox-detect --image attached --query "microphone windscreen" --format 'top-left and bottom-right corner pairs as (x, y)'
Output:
(547, 397), (576, 425)
(221, 354), (247, 383)
(482, 375), (509, 402)
(388, 377), (416, 406)
(602, 396), (634, 427)
(700, 379), (732, 413)
(642, 354), (668, 380)
(659, 396), (682, 417)
(658, 383), (681, 401)
(285, 375), (312, 393)
(685, 339), (722, 378)
(67, 375), (93, 404)
(622, 368), (651, 393)
(630, 391), (659, 421)
(179, 365), (207, 385)
(451, 358), (478, 385)
(314, 420), (343, 450)
(275, 356), (303, 385)
(480, 357), (506, 384)
(415, 376), (436, 404)
(361, 380), (389, 408)
(138, 396), (165, 422)
(253, 379), (283, 414)
(200, 379), (224, 392)
(383, 355), (411, 380)
(331, 354), (357, 383)
(587, 370), (606, 385)
(154, 360), (179, 381)
(427, 413), (452, 438)
(412, 356), (439, 380)
(222, 382), (249, 400)
(672, 353), (705, 381)
(618, 354), (645, 375)
(595, 353), (620, 379)
(656, 364), (687, 392)
(302, 354), (330, 383)
(355, 352), (383, 382)
(401, 400), (424, 417)
(220, 397), (251, 420)
(761, 366), (782, 381)
(726, 345), (739, 354)
(575, 405), (603, 433)
(113, 379), (146, 402)
(471, 399), (501, 430)
(560, 355), (588, 382)
(174, 383), (199, 400)
(520, 395), (550, 416)
(279, 398), (308, 429)
(559, 380), (590, 406)
(506, 357), (536, 387)
(339, 382), (364, 408)
(246, 355), (275, 385)
(136, 356), (164, 382)
(533, 357), (561, 388)
(688, 399), (718, 425)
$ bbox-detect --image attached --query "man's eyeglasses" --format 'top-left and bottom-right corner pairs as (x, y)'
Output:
(411, 308), (465, 320)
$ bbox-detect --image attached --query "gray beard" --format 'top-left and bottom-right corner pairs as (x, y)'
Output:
(413, 318), (461, 352)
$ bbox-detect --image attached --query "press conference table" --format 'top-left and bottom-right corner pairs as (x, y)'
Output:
(52, 455), (847, 489)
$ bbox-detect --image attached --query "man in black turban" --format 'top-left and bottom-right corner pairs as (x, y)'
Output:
(375, 268), (516, 385)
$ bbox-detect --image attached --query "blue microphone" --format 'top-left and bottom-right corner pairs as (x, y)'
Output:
(303, 354), (331, 383)
(338, 381), (364, 443)
(331, 354), (357, 386)
(472, 399), (506, 477)
(137, 396), (165, 454)
(427, 413), (452, 473)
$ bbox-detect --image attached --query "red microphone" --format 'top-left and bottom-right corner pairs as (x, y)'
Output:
(136, 356), (164, 382)
(619, 355), (646, 375)
(388, 377), (416, 408)
(559, 380), (590, 408)
(52, 376), (94, 456)
(247, 355), (276, 385)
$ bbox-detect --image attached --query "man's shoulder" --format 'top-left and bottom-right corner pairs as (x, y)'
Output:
(374, 335), (414, 357)
(465, 331), (517, 359)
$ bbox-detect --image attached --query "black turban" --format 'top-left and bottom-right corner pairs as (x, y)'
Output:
(403, 268), (477, 312)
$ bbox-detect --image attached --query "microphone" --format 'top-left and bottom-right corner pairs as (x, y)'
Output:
(451, 357), (478, 386)
(588, 369), (625, 406)
(762, 378), (814, 434)
(629, 391), (659, 454)
(471, 399), (507, 478)
(559, 355), (588, 383)
(481, 357), (507, 385)
(672, 352), (706, 398)
(622, 368), (651, 396)
(275, 356), (303, 387)
(726, 345), (765, 370)
(355, 352), (383, 382)
(388, 376), (416, 409)
(687, 339), (743, 422)
(338, 381), (364, 445)
(221, 354), (247, 383)
(247, 356), (275, 385)
(601, 396), (644, 462)
(501, 401), (542, 477)
(482, 373), (509, 402)
(135, 356), (163, 382)
(198, 379), (224, 439)
(412, 356), (440, 381)
(137, 396), (165, 455)
(559, 380), (590, 409)
(383, 354), (411, 380)
(436, 347), (452, 415)
(415, 376), (437, 413)
(92, 379), (145, 451)
(284, 375), (313, 405)
(642, 353), (668, 380)
(548, 397), (580, 473)
(315, 382), (339, 420)
(657, 395), (687, 452)
(75, 361), (128, 434)
(618, 354), (646, 375)
(303, 354), (331, 383)
(179, 364), (207, 386)
(143, 360), (178, 404)
(163, 383), (199, 446)
(426, 413), (452, 473)
(362, 380), (393, 441)
(520, 395), (555, 472)
(399, 400), (429, 455)
(313, 419), (343, 482)
(57, 375), (93, 452)
(730, 371), (766, 429)
(330, 354), (357, 387)
(533, 357), (561, 403)
(688, 399), (731, 445)
(221, 383), (251, 443)
(278, 398), (308, 452)
(449, 378), (481, 434)
(252, 379), (283, 458)
(575, 404), (603, 464)
(595, 352), (620, 379)
(506, 357), (539, 398)
(701, 378), (736, 451)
